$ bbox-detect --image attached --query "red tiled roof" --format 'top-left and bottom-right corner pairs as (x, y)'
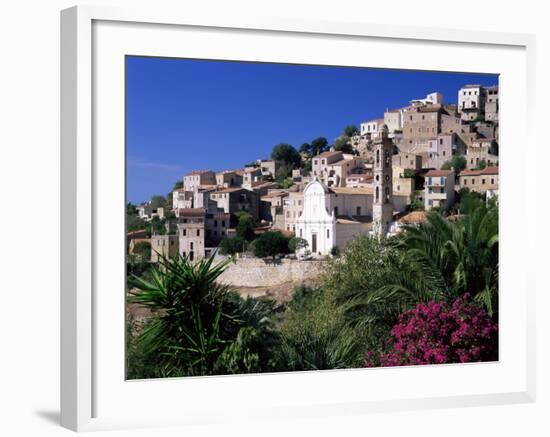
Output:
(318, 151), (343, 158)
(425, 169), (453, 177)
(398, 211), (429, 225)
(177, 208), (206, 217)
(459, 166), (499, 176)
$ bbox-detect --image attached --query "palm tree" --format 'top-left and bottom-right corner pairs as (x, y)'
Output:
(389, 203), (499, 316)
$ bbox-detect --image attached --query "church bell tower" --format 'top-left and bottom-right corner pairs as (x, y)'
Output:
(373, 128), (394, 236)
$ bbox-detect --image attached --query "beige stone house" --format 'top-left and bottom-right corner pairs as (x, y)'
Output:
(183, 170), (216, 192)
(424, 169), (456, 211)
(458, 166), (499, 194)
(177, 207), (230, 261)
(311, 151), (364, 188)
(282, 190), (304, 233)
(466, 138), (498, 169)
(215, 170), (243, 188)
(360, 118), (385, 140)
(210, 187), (260, 219)
(150, 234), (179, 262)
(261, 190), (289, 228)
(392, 151), (423, 170)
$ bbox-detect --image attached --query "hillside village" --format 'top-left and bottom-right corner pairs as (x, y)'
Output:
(127, 84), (499, 262)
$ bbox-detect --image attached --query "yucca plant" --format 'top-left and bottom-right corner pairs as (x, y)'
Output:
(127, 253), (235, 378)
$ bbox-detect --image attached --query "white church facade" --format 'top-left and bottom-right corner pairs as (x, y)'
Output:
(295, 180), (375, 256)
(295, 133), (409, 257)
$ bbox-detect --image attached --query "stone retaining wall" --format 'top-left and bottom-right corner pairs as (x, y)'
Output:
(218, 258), (327, 287)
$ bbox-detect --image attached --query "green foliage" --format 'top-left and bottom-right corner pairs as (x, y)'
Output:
(150, 195), (167, 210)
(133, 241), (151, 262)
(310, 137), (329, 156)
(236, 212), (256, 241)
(275, 163), (293, 181)
(271, 143), (301, 169)
(323, 236), (403, 353)
(455, 188), (485, 215)
(127, 254), (278, 378)
(275, 286), (362, 371)
(329, 246), (340, 257)
(344, 124), (359, 137)
(172, 180), (184, 190)
(402, 168), (415, 178)
(219, 236), (247, 256)
(303, 159), (312, 174)
(127, 205), (149, 233)
(150, 216), (166, 235)
(409, 199), (425, 212)
(333, 136), (354, 154)
(288, 237), (308, 252)
(475, 159), (487, 170)
(393, 205), (499, 316)
(253, 232), (291, 258)
(441, 155), (466, 171)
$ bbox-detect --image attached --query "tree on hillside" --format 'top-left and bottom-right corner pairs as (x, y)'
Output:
(133, 241), (151, 263)
(310, 137), (329, 156)
(150, 195), (167, 210)
(441, 155), (466, 172)
(344, 125), (359, 137)
(236, 212), (256, 241)
(253, 232), (291, 259)
(333, 137), (354, 154)
(271, 143), (301, 169)
(219, 236), (247, 256)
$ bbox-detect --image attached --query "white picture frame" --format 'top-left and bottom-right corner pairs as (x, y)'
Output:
(61, 5), (536, 432)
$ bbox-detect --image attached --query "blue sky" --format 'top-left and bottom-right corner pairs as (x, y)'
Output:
(126, 56), (498, 203)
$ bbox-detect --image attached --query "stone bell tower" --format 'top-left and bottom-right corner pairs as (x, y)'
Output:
(372, 127), (393, 237)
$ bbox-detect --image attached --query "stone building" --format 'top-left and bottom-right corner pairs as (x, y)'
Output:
(458, 166), (499, 194)
(311, 151), (364, 188)
(360, 118), (385, 140)
(401, 104), (461, 153)
(424, 169), (455, 211)
(484, 86), (499, 122)
(282, 190), (304, 233)
(260, 190), (289, 228)
(150, 234), (179, 262)
(466, 138), (498, 169)
(215, 170), (243, 188)
(183, 170), (216, 192)
(172, 188), (193, 210)
(372, 133), (394, 236)
(177, 208), (230, 261)
(241, 167), (263, 189)
(257, 159), (279, 178)
(392, 151), (423, 170)
(209, 187), (260, 219)
(458, 84), (484, 121)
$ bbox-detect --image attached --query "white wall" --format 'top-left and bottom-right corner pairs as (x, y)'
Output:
(1, 1), (548, 437)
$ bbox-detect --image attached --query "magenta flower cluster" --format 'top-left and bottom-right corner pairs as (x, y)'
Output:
(365, 294), (498, 367)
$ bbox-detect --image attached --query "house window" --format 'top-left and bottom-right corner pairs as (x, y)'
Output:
(222, 220), (225, 227)
(183, 229), (187, 236)
(334, 206), (339, 216)
(472, 179), (475, 185)
(482, 179), (486, 185)
(356, 206), (361, 216)
(196, 229), (200, 237)
(214, 220), (218, 227)
(190, 242), (193, 250)
(463, 179), (467, 185)
(327, 229), (330, 239)
(491, 178), (495, 184)
(299, 229), (303, 237)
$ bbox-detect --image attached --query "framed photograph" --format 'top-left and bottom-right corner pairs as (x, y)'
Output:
(61, 5), (536, 432)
